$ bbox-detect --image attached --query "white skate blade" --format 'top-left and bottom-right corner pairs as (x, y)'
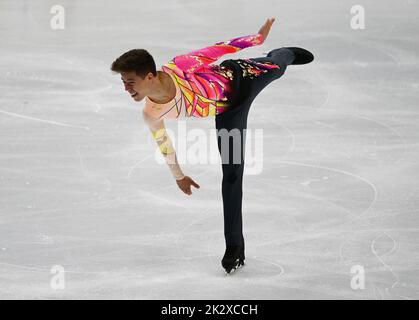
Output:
(224, 261), (245, 275)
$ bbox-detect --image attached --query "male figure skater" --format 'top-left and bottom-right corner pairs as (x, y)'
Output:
(110, 18), (314, 273)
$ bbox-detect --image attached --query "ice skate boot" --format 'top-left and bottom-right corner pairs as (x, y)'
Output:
(282, 47), (314, 65)
(263, 47), (314, 65)
(222, 244), (245, 274)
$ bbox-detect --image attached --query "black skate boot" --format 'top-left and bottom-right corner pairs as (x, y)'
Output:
(222, 244), (245, 274)
(283, 47), (314, 65)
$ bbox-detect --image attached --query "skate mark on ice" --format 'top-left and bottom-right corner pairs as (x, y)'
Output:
(339, 230), (416, 300)
(262, 118), (296, 159)
(0, 262), (106, 275)
(127, 154), (155, 178)
(77, 147), (89, 178)
(277, 160), (378, 219)
(352, 114), (408, 166)
(0, 109), (90, 130)
(259, 177), (356, 218)
(370, 232), (411, 300)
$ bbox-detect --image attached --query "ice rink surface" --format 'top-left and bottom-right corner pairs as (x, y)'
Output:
(1, 0), (419, 299)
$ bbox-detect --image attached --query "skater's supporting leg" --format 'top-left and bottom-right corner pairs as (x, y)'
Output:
(216, 116), (248, 246)
(215, 47), (314, 272)
(216, 50), (295, 247)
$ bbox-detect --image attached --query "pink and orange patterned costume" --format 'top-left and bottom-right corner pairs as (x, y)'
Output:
(142, 33), (281, 180)
(139, 32), (314, 256)
(144, 33), (280, 120)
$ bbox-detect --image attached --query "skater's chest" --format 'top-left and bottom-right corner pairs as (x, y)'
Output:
(144, 75), (187, 120)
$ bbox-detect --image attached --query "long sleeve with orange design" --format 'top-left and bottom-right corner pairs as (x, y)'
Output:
(142, 110), (185, 181)
(173, 33), (265, 73)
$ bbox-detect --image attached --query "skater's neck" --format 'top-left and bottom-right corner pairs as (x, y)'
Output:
(147, 71), (176, 104)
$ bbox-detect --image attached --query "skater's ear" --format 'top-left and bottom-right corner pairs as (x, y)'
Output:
(143, 71), (156, 81)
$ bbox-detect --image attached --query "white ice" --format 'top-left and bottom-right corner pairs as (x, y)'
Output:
(1, 0), (419, 299)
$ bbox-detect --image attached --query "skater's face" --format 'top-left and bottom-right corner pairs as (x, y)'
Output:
(120, 71), (152, 102)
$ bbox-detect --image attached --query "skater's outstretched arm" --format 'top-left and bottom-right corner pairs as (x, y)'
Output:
(173, 34), (263, 73)
(142, 110), (200, 195)
(172, 17), (276, 73)
(142, 110), (184, 179)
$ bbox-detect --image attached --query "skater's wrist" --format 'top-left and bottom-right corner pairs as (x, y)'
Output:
(256, 32), (264, 43)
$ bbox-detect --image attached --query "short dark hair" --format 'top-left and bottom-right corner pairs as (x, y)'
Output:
(111, 49), (157, 78)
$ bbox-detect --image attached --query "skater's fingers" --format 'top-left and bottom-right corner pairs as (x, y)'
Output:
(265, 17), (275, 26)
(177, 184), (189, 195)
(191, 180), (200, 189)
(259, 18), (275, 41)
(182, 185), (191, 195)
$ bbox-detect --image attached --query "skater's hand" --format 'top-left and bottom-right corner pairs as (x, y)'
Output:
(176, 176), (200, 195)
(258, 17), (276, 42)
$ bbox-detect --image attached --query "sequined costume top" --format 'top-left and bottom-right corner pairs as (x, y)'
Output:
(142, 33), (278, 180)
(143, 33), (282, 120)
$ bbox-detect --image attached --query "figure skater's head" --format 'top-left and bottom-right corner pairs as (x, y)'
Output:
(111, 49), (156, 102)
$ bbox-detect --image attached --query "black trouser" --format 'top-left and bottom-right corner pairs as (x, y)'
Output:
(215, 48), (295, 246)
